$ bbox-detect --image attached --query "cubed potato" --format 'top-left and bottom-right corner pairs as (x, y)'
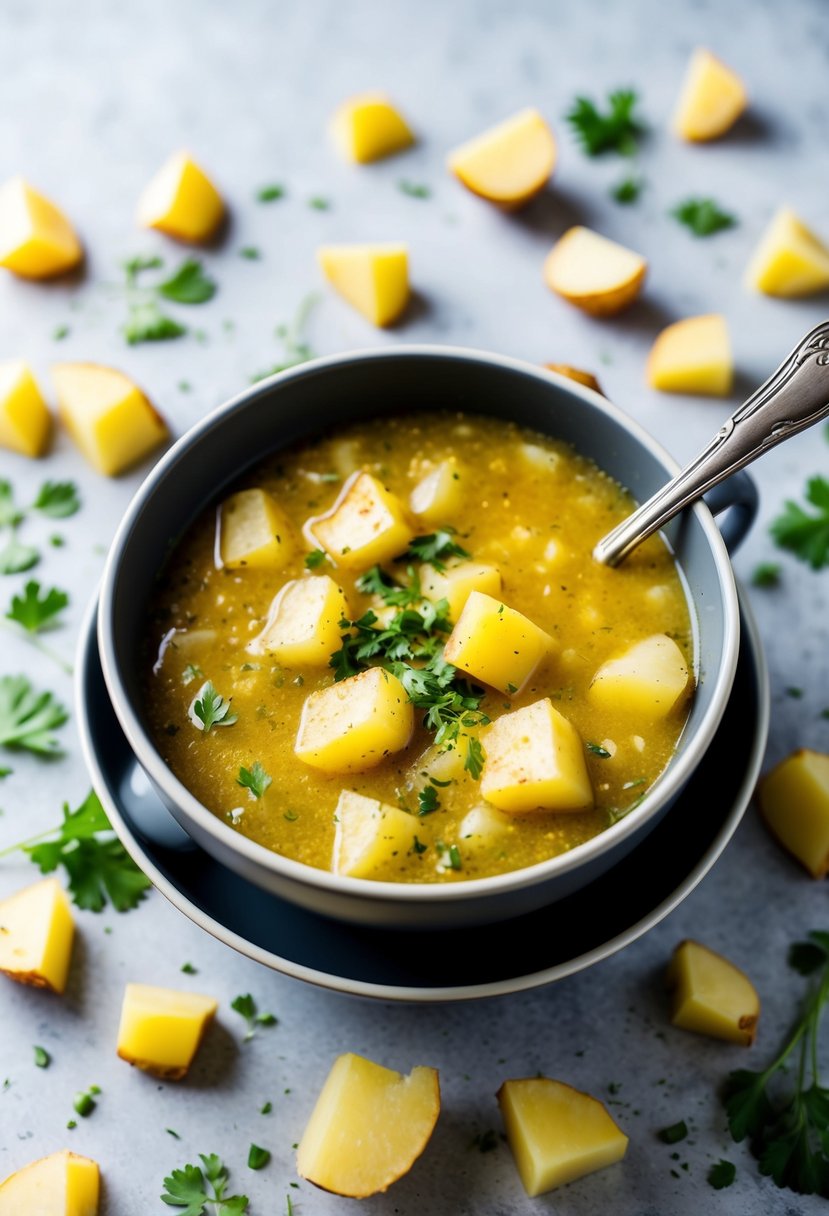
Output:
(520, 443), (561, 475)
(480, 699), (593, 813)
(330, 93), (414, 163)
(0, 177), (83, 279)
(647, 314), (733, 396)
(116, 982), (218, 1079)
(666, 940), (759, 1045)
(295, 667), (413, 773)
(219, 488), (294, 570)
(409, 458), (464, 525)
(673, 48), (747, 142)
(249, 576), (348, 664)
(297, 1052), (440, 1198)
(52, 362), (168, 477)
(458, 803), (513, 843)
(443, 591), (553, 695)
(447, 109), (556, 210)
(543, 227), (646, 317)
(136, 151), (224, 243)
(745, 207), (829, 297)
(309, 472), (413, 570)
(544, 364), (604, 395)
(317, 244), (409, 327)
(498, 1077), (628, 1197)
(589, 634), (691, 720)
(0, 1150), (100, 1216)
(0, 360), (51, 457)
(421, 560), (502, 621)
(758, 749), (829, 878)
(0, 878), (74, 994)
(332, 790), (416, 877)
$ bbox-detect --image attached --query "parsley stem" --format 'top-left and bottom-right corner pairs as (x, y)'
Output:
(0, 620), (73, 676)
(0, 827), (56, 858)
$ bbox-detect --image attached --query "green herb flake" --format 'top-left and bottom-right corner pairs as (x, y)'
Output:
(418, 785), (440, 816)
(304, 548), (327, 569)
(586, 741), (612, 758)
(190, 682), (238, 732)
(464, 736), (485, 780)
(256, 184), (285, 202)
(33, 480), (81, 518)
(398, 180), (431, 199)
(412, 835), (428, 855)
(770, 476), (829, 569)
(787, 687), (804, 700)
(708, 1159), (736, 1189)
(124, 299), (186, 345)
(308, 196), (330, 210)
(161, 1153), (248, 1214)
(52, 324), (70, 341)
(158, 258), (217, 304)
(447, 843), (462, 870)
(237, 761), (272, 800)
(658, 1120), (688, 1144)
(182, 663), (203, 686)
(0, 674), (68, 754)
(260, 1100), (272, 1114)
(671, 198), (737, 237)
(247, 1143), (270, 1171)
(752, 561), (781, 588)
(471, 1128), (499, 1153)
(611, 175), (643, 204)
(33, 1045), (50, 1068)
(402, 528), (471, 572)
(6, 581), (68, 633)
(0, 537), (40, 575)
(239, 246), (261, 261)
(73, 1087), (97, 1117)
(181, 962), (197, 975)
(166, 1127), (181, 1139)
(231, 993), (278, 1041)
(566, 88), (642, 156)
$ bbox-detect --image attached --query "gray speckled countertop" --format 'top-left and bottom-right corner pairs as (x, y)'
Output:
(2, 0), (829, 1211)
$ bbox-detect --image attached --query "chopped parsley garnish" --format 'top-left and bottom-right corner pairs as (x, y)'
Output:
(304, 548), (327, 569)
(52, 324), (69, 340)
(418, 785), (440, 816)
(33, 481), (81, 518)
(412, 835), (428, 854)
(402, 529), (470, 572)
(658, 1120), (688, 1144)
(6, 581), (68, 633)
(398, 180), (431, 199)
(0, 675), (68, 754)
(167, 1128), (181, 1139)
(770, 476), (829, 569)
(256, 184), (285, 202)
(671, 198), (737, 237)
(331, 599), (451, 679)
(566, 88), (642, 156)
(787, 687), (804, 700)
(190, 682), (238, 732)
(124, 299), (186, 345)
(0, 537), (39, 575)
(158, 259), (217, 304)
(73, 1085), (100, 1117)
(357, 564), (423, 609)
(308, 196), (330, 210)
(239, 246), (261, 261)
(751, 561), (781, 588)
(231, 994), (278, 1042)
(161, 1153), (248, 1214)
(586, 741), (611, 758)
(708, 1159), (736, 1189)
(247, 1144), (270, 1170)
(182, 663), (203, 686)
(123, 253), (164, 279)
(237, 761), (272, 800)
(464, 736), (485, 780)
(390, 657), (490, 749)
(610, 175), (643, 204)
(33, 1045), (50, 1068)
(439, 842), (462, 871)
(260, 1101), (272, 1115)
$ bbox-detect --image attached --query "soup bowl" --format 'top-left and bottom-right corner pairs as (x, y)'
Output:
(98, 346), (756, 928)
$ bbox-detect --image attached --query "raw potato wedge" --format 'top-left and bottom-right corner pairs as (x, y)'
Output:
(332, 791), (416, 878)
(0, 877), (74, 994)
(331, 93), (414, 163)
(745, 207), (829, 297)
(544, 363), (603, 395)
(443, 590), (553, 695)
(498, 1077), (628, 1197)
(758, 749), (829, 878)
(673, 48), (747, 142)
(544, 227), (646, 316)
(137, 150), (224, 243)
(667, 940), (759, 1045)
(647, 314), (733, 396)
(0, 177), (82, 279)
(297, 1052), (440, 1197)
(0, 1150), (100, 1216)
(295, 667), (414, 773)
(309, 471), (413, 570)
(481, 699), (593, 814)
(0, 360), (51, 457)
(117, 983), (218, 1079)
(317, 243), (409, 326)
(447, 108), (556, 210)
(52, 362), (168, 476)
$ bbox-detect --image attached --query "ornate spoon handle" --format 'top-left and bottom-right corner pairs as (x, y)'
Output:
(594, 320), (829, 566)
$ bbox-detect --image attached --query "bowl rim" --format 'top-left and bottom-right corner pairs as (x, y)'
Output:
(97, 344), (741, 906)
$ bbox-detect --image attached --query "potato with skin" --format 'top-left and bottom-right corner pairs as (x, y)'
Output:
(589, 634), (691, 720)
(647, 315), (733, 396)
(544, 227), (646, 316)
(443, 590), (553, 695)
(673, 48), (747, 142)
(297, 1053), (440, 1197)
(332, 791), (416, 878)
(0, 878), (74, 994)
(0, 360), (51, 457)
(746, 207), (829, 297)
(447, 109), (556, 210)
(219, 488), (295, 570)
(666, 940), (759, 1045)
(295, 667), (413, 773)
(317, 244), (409, 327)
(249, 576), (348, 664)
(117, 983), (218, 1079)
(52, 362), (168, 477)
(137, 151), (224, 243)
(481, 699), (593, 814)
(309, 471), (414, 570)
(0, 177), (83, 279)
(331, 94), (414, 163)
(758, 749), (829, 878)
(0, 1150), (100, 1216)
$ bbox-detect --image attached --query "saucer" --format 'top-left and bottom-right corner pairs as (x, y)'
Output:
(76, 590), (768, 1003)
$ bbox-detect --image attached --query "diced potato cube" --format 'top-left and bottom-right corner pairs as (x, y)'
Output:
(331, 93), (414, 163)
(0, 878), (74, 994)
(0, 177), (83, 279)
(295, 667), (413, 773)
(458, 804), (512, 843)
(758, 749), (829, 878)
(544, 227), (646, 317)
(136, 151), (224, 243)
(52, 362), (168, 477)
(520, 443), (561, 475)
(647, 314), (733, 396)
(0, 360), (51, 457)
(310, 472), (413, 570)
(746, 207), (829, 297)
(421, 560), (502, 621)
(498, 1077), (628, 1197)
(249, 576), (348, 665)
(589, 634), (691, 720)
(116, 982), (218, 1079)
(443, 591), (553, 694)
(409, 458), (464, 525)
(317, 244), (409, 327)
(666, 940), (759, 1045)
(544, 363), (604, 395)
(219, 488), (294, 570)
(0, 1150), (100, 1216)
(297, 1053), (440, 1198)
(332, 791), (416, 878)
(447, 109), (556, 210)
(481, 699), (593, 813)
(673, 48), (747, 142)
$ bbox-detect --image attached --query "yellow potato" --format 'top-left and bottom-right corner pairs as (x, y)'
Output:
(297, 1052), (440, 1197)
(544, 227), (646, 316)
(421, 560), (502, 622)
(498, 1077), (628, 1197)
(310, 471), (413, 570)
(673, 48), (747, 141)
(136, 151), (224, 243)
(0, 177), (82, 279)
(409, 457), (464, 525)
(249, 575), (348, 664)
(481, 698), (593, 813)
(544, 363), (604, 395)
(443, 590), (553, 695)
(331, 93), (414, 163)
(0, 877), (74, 994)
(589, 634), (691, 720)
(219, 488), (295, 570)
(758, 749), (829, 878)
(295, 667), (413, 773)
(317, 243), (409, 327)
(0, 1150), (99, 1216)
(117, 983), (218, 1079)
(447, 108), (555, 209)
(666, 940), (759, 1045)
(647, 314), (733, 396)
(52, 362), (168, 476)
(0, 360), (51, 457)
(745, 207), (829, 297)
(332, 790), (416, 877)
(458, 803), (513, 846)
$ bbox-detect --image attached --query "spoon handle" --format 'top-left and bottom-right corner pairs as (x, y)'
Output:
(594, 320), (829, 567)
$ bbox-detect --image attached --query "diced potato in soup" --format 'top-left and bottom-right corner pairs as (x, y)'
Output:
(309, 471), (413, 570)
(481, 700), (593, 813)
(588, 634), (690, 720)
(219, 488), (294, 570)
(420, 560), (502, 621)
(249, 576), (349, 665)
(409, 457), (464, 524)
(295, 667), (413, 773)
(443, 591), (553, 695)
(332, 791), (417, 877)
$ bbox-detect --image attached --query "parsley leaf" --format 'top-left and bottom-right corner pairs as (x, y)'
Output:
(123, 253), (164, 282)
(390, 656), (489, 749)
(464, 735), (485, 780)
(398, 180), (431, 199)
(256, 184), (285, 202)
(124, 299), (186, 345)
(161, 1153), (248, 1214)
(6, 581), (68, 633)
(770, 477), (829, 570)
(304, 548), (327, 570)
(418, 785), (440, 816)
(658, 1120), (688, 1144)
(671, 198), (737, 237)
(237, 762), (271, 800)
(190, 682), (238, 732)
(0, 537), (39, 575)
(752, 561), (781, 588)
(247, 1143), (270, 1170)
(0, 482), (21, 527)
(158, 259), (217, 305)
(357, 564), (423, 608)
(231, 994), (278, 1042)
(0, 675), (68, 754)
(586, 741), (611, 758)
(33, 481), (81, 518)
(610, 175), (643, 204)
(33, 1045), (50, 1068)
(708, 1159), (736, 1189)
(402, 529), (470, 573)
(566, 88), (642, 156)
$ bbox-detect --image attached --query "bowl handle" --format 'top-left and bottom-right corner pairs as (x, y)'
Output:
(702, 469), (759, 555)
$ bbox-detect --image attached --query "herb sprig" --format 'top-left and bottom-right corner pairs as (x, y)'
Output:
(122, 256), (217, 345)
(566, 88), (642, 156)
(0, 675), (68, 754)
(672, 197), (737, 237)
(237, 762), (271, 800)
(161, 1153), (248, 1214)
(231, 994), (278, 1042)
(770, 477), (829, 570)
(190, 682), (238, 733)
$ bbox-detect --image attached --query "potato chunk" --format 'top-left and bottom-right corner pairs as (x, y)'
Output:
(498, 1077), (628, 1197)
(0, 360), (51, 457)
(117, 983), (218, 1079)
(219, 488), (294, 570)
(297, 1052), (440, 1198)
(295, 667), (413, 773)
(52, 362), (168, 477)
(0, 878), (74, 994)
(317, 244), (409, 327)
(332, 791), (416, 878)
(409, 458), (464, 525)
(666, 940), (759, 1045)
(421, 560), (502, 621)
(331, 94), (414, 163)
(0, 177), (83, 279)
(647, 314), (733, 396)
(673, 48), (747, 142)
(481, 699), (593, 813)
(589, 634), (691, 720)
(136, 150), (224, 243)
(746, 207), (829, 297)
(443, 591), (553, 695)
(758, 749), (829, 878)
(0, 1150), (100, 1216)
(249, 576), (348, 665)
(458, 803), (513, 844)
(544, 227), (646, 316)
(447, 109), (556, 210)
(310, 472), (413, 570)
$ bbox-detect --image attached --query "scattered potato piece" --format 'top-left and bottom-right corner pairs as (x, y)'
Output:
(673, 48), (747, 142)
(0, 1150), (100, 1216)
(297, 1052), (440, 1197)
(647, 314), (733, 396)
(589, 634), (691, 720)
(544, 363), (604, 395)
(481, 699), (593, 813)
(219, 488), (294, 570)
(117, 982), (218, 1079)
(745, 207), (829, 297)
(447, 109), (556, 209)
(295, 667), (413, 773)
(758, 749), (829, 878)
(666, 940), (759, 1045)
(443, 591), (553, 695)
(309, 471), (413, 570)
(331, 93), (414, 163)
(0, 878), (74, 994)
(0, 177), (82, 279)
(317, 243), (409, 326)
(409, 457), (464, 524)
(52, 362), (168, 476)
(136, 151), (224, 243)
(249, 576), (348, 664)
(421, 560), (502, 621)
(0, 360), (51, 457)
(332, 791), (416, 878)
(544, 227), (646, 316)
(498, 1077), (628, 1197)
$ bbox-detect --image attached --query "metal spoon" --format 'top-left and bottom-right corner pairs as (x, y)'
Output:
(594, 320), (829, 566)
